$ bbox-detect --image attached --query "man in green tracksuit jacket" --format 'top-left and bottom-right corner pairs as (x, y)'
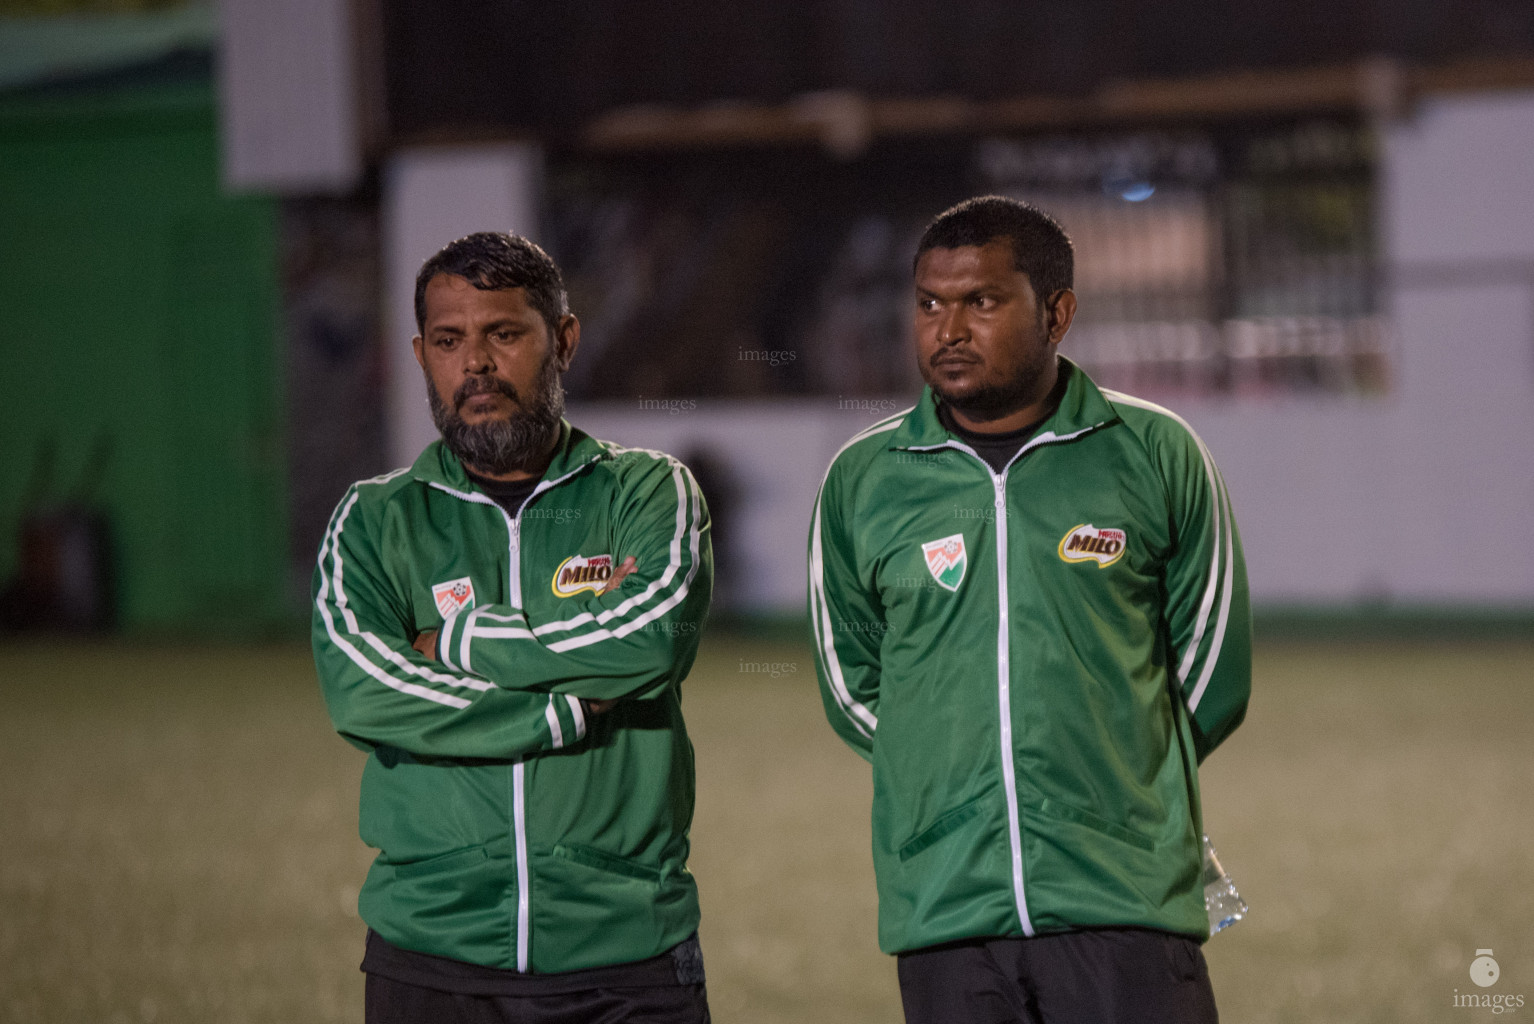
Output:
(810, 197), (1250, 1024)
(313, 233), (712, 1023)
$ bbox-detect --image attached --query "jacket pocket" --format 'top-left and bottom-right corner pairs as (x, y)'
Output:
(550, 843), (662, 886)
(390, 844), (490, 879)
(898, 797), (984, 862)
(1023, 798), (1156, 852)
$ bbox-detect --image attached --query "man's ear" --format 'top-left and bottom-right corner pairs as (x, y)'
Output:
(412, 334), (426, 370)
(1047, 289), (1077, 344)
(554, 315), (581, 372)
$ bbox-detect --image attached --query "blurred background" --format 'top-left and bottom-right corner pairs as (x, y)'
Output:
(1, 0), (1531, 1021)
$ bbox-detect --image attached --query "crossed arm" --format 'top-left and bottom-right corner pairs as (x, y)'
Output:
(314, 458), (710, 761)
(409, 556), (637, 717)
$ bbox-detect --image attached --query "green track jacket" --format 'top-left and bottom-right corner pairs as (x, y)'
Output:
(809, 360), (1249, 954)
(312, 423), (711, 974)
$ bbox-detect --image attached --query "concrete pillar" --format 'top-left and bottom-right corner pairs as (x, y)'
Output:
(218, 0), (371, 192)
(381, 144), (543, 469)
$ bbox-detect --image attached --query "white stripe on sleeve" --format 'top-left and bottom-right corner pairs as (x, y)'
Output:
(808, 414), (907, 738)
(565, 694), (587, 741)
(315, 489), (491, 710)
(544, 694), (565, 749)
(1185, 471), (1236, 712)
(531, 455), (700, 640)
(1099, 391), (1234, 703)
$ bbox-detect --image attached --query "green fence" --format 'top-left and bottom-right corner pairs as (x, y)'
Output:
(0, 80), (288, 632)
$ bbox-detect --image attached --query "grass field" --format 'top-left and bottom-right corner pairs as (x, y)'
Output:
(2, 633), (1530, 1022)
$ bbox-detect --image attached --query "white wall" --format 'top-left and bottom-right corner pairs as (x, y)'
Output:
(1167, 303), (1534, 605)
(563, 400), (908, 612)
(1183, 89), (1534, 606)
(381, 145), (543, 469)
(1377, 91), (1534, 601)
(570, 90), (1534, 613)
(381, 92), (1534, 613)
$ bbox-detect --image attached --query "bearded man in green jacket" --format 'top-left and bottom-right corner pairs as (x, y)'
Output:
(810, 196), (1250, 1024)
(314, 232), (712, 1023)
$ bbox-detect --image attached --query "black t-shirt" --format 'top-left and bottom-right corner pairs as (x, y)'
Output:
(464, 468), (542, 516)
(361, 929), (704, 996)
(935, 366), (1069, 473)
(937, 405), (1049, 474)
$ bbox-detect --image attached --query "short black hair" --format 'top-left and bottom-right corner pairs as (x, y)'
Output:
(414, 232), (570, 334)
(915, 196), (1074, 299)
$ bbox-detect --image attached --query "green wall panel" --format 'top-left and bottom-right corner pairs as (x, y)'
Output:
(0, 83), (287, 631)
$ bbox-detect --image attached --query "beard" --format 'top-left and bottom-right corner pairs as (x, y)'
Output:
(922, 315), (1057, 423)
(426, 355), (565, 476)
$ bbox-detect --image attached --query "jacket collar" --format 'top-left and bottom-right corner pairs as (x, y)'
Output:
(889, 357), (1119, 451)
(408, 419), (609, 492)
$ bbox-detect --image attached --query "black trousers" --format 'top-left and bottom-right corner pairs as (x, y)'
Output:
(896, 928), (1218, 1024)
(365, 972), (711, 1024)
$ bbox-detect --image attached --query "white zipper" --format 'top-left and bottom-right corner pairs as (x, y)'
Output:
(512, 761), (530, 971)
(988, 467), (1034, 937)
(425, 455), (601, 974)
(505, 506), (528, 972)
(903, 425), (1104, 938)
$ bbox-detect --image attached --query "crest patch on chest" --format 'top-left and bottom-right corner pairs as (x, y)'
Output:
(431, 576), (476, 617)
(921, 534), (968, 592)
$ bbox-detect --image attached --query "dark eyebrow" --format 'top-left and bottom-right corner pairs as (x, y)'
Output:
(916, 286), (1002, 302)
(430, 318), (528, 336)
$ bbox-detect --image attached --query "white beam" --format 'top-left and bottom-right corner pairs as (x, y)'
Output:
(381, 144), (544, 469)
(217, 0), (365, 193)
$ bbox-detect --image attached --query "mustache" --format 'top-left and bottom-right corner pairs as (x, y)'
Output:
(454, 375), (521, 407)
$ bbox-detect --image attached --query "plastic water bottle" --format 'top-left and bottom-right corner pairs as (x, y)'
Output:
(1201, 834), (1248, 934)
